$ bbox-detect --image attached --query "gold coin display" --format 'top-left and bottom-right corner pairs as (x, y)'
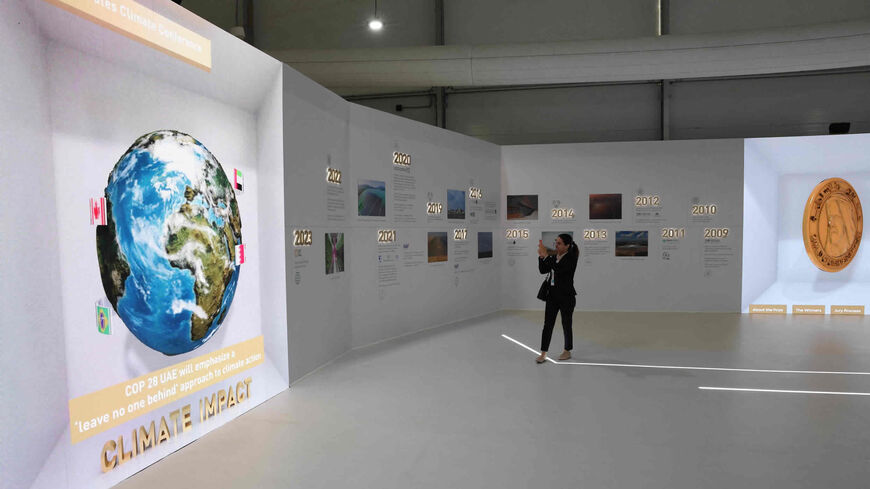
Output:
(802, 178), (863, 272)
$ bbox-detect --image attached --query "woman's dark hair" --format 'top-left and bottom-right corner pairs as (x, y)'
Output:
(558, 233), (579, 258)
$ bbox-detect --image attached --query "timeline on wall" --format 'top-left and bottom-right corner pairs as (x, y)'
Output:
(392, 150), (417, 224)
(325, 156), (346, 221)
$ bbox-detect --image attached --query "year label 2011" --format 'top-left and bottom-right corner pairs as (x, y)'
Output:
(293, 229), (313, 247)
(505, 229), (530, 239)
(326, 167), (342, 185)
(691, 204), (717, 216)
(704, 228), (729, 239)
(635, 195), (661, 207)
(661, 227), (685, 239)
(427, 202), (443, 215)
(469, 187), (483, 200)
(392, 151), (411, 166)
(583, 229), (608, 241)
(453, 228), (468, 241)
(551, 208), (575, 219)
(377, 229), (397, 243)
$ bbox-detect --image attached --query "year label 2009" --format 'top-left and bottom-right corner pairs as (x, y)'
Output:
(505, 229), (529, 239)
(377, 229), (397, 243)
(704, 228), (729, 239)
(293, 229), (313, 247)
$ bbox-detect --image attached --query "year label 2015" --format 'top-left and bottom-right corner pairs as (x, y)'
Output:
(505, 229), (530, 240)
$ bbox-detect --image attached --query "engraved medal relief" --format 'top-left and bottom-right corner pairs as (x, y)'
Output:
(802, 178), (863, 272)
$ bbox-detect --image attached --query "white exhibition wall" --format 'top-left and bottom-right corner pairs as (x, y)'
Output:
(3, 1), (288, 488)
(743, 134), (870, 311)
(501, 140), (744, 312)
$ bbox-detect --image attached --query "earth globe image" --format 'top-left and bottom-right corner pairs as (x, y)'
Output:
(96, 130), (242, 355)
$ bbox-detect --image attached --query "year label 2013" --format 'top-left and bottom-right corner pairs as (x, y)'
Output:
(583, 229), (608, 241)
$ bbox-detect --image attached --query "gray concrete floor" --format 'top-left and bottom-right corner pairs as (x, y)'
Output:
(117, 311), (870, 489)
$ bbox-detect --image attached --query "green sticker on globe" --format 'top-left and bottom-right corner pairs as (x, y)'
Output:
(96, 304), (111, 335)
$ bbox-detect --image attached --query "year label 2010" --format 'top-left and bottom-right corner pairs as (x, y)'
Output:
(293, 229), (313, 247)
(453, 228), (468, 241)
(583, 229), (608, 240)
(551, 208), (575, 219)
(392, 151), (411, 166)
(505, 229), (529, 239)
(691, 204), (717, 216)
(377, 229), (397, 243)
(326, 167), (342, 185)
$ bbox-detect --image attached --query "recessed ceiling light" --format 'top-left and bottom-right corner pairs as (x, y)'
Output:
(369, 19), (383, 31)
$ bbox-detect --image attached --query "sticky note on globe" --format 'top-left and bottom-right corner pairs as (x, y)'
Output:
(96, 304), (112, 335)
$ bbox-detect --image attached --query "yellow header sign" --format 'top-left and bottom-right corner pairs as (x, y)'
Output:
(792, 305), (825, 315)
(44, 0), (212, 71)
(68, 336), (264, 444)
(749, 304), (787, 315)
(831, 305), (865, 316)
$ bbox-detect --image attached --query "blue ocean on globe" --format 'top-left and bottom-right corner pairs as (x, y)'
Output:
(96, 131), (242, 355)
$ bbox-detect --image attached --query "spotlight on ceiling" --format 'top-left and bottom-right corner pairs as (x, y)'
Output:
(368, 18), (383, 31)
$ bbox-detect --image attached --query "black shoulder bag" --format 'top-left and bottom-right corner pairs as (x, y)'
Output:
(537, 270), (552, 301)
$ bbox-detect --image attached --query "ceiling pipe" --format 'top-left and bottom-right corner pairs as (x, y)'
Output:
(269, 20), (870, 95)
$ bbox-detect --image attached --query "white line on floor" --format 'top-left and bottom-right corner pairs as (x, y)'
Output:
(699, 386), (870, 396)
(501, 334), (870, 375)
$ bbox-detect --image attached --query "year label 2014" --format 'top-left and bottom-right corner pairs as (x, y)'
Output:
(293, 229), (313, 247)
(551, 208), (575, 219)
(377, 229), (397, 243)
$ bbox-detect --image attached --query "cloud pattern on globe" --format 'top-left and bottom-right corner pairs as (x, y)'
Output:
(96, 130), (242, 355)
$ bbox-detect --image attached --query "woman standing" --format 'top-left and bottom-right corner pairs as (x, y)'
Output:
(536, 234), (579, 363)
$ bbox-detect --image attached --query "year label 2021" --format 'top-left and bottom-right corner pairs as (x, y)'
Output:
(377, 229), (397, 243)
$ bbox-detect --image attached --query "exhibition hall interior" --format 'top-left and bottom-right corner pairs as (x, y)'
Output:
(4, 0), (870, 487)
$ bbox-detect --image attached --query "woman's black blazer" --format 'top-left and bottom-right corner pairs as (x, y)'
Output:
(538, 251), (578, 298)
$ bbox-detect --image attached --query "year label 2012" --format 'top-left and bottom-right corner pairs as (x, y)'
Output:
(293, 229), (313, 247)
(505, 229), (529, 239)
(427, 202), (443, 215)
(551, 208), (575, 219)
(392, 151), (411, 166)
(635, 195), (661, 207)
(583, 229), (608, 240)
(704, 228), (729, 239)
(691, 204), (717, 216)
(326, 167), (342, 185)
(661, 227), (685, 239)
(377, 229), (397, 243)
(453, 228), (468, 241)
